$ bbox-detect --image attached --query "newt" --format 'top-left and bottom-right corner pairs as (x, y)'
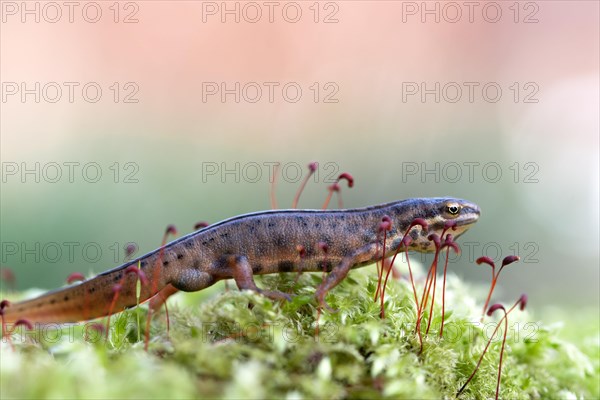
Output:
(2, 197), (480, 324)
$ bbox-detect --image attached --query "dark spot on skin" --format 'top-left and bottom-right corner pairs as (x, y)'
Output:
(50, 299), (56, 304)
(36, 304), (42, 308)
(304, 245), (315, 257)
(184, 241), (194, 248)
(140, 261), (147, 268)
(268, 222), (275, 228)
(315, 222), (321, 228)
(192, 260), (201, 270)
(214, 257), (229, 271)
(296, 216), (308, 227)
(163, 260), (169, 266)
(209, 237), (215, 242)
(202, 241), (208, 245)
(177, 254), (184, 260)
(420, 207), (439, 220)
(113, 274), (122, 282)
(320, 261), (333, 272)
(220, 233), (229, 239)
(64, 296), (69, 301)
(331, 223), (338, 229)
(275, 235), (285, 247)
(430, 221), (445, 232)
(252, 264), (263, 274)
(278, 261), (294, 272)
(89, 287), (96, 293)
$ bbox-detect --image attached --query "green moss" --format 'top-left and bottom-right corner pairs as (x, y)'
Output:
(1, 269), (598, 399)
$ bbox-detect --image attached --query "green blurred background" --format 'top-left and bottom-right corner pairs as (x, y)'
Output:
(1, 1), (598, 314)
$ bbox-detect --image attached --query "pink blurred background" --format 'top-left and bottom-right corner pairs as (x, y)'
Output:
(1, 1), (598, 310)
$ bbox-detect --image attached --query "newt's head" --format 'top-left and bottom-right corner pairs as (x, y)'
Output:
(403, 197), (481, 252)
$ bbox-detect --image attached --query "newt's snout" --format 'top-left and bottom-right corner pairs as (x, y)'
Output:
(455, 200), (481, 227)
(406, 198), (480, 253)
(436, 198), (480, 239)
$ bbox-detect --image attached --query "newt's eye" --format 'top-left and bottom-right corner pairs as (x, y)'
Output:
(445, 203), (461, 216)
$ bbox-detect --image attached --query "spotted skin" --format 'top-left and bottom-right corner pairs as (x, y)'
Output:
(3, 197), (480, 324)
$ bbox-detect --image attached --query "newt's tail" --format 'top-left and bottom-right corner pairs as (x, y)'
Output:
(2, 261), (168, 325)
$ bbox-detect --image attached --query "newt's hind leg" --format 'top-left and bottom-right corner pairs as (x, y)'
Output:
(228, 255), (292, 301)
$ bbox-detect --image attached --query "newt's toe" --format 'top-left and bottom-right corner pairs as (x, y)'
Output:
(316, 292), (338, 313)
(261, 289), (292, 302)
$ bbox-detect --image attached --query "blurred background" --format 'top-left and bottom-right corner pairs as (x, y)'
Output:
(1, 1), (598, 314)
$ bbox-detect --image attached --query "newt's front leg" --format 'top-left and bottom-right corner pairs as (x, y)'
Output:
(315, 244), (376, 311)
(149, 284), (180, 311)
